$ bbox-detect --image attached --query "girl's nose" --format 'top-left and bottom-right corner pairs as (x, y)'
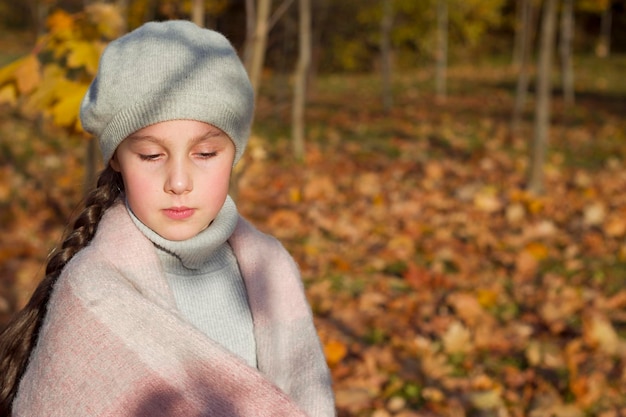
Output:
(165, 159), (193, 194)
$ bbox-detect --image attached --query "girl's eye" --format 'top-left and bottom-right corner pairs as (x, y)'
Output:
(197, 152), (217, 159)
(139, 154), (162, 161)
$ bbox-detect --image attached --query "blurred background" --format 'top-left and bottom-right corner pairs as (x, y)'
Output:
(1, 0), (626, 416)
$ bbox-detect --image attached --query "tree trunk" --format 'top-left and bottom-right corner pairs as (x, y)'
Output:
(309, 0), (330, 94)
(596, 1), (612, 57)
(380, 0), (393, 112)
(243, 0), (256, 69)
(244, 0), (272, 101)
(559, 0), (574, 109)
(268, 0), (296, 31)
(528, 0), (558, 195)
(511, 0), (534, 134)
(435, 0), (448, 103)
(143, 0), (158, 22)
(115, 0), (129, 33)
(192, 0), (205, 27)
(34, 1), (50, 36)
(292, 0), (311, 160)
(512, 0), (524, 68)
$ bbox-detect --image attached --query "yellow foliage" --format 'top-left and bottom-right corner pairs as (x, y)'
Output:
(0, 5), (123, 133)
(51, 83), (89, 128)
(205, 0), (229, 15)
(66, 40), (102, 74)
(578, 0), (610, 13)
(23, 64), (66, 113)
(0, 57), (23, 85)
(525, 241), (549, 261)
(0, 55), (41, 96)
(476, 289), (498, 309)
(0, 84), (17, 106)
(46, 10), (76, 36)
(289, 187), (301, 203)
(324, 340), (347, 367)
(14, 55), (41, 94)
(526, 198), (544, 214)
(22, 64), (87, 130)
(443, 321), (473, 354)
(85, 3), (125, 39)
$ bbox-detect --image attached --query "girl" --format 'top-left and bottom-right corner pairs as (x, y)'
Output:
(0, 20), (335, 416)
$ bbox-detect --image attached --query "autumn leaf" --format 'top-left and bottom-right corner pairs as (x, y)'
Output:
(386, 234), (416, 260)
(0, 6), (124, 137)
(476, 288), (498, 309)
(266, 209), (302, 239)
(0, 57), (23, 86)
(505, 201), (526, 224)
(442, 321), (473, 354)
(525, 241), (549, 261)
(525, 195), (545, 214)
(603, 212), (626, 237)
(46, 9), (76, 40)
(0, 84), (17, 106)
(14, 55), (41, 94)
(50, 82), (88, 128)
(473, 186), (502, 212)
(65, 40), (102, 74)
(356, 172), (382, 198)
(583, 202), (606, 226)
(324, 340), (348, 368)
(469, 388), (504, 410)
(85, 3), (125, 40)
(447, 292), (489, 327)
(303, 175), (336, 201)
(583, 312), (619, 355)
(46, 10), (75, 35)
(21, 64), (68, 114)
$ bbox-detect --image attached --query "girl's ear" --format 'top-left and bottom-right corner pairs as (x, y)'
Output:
(110, 153), (121, 172)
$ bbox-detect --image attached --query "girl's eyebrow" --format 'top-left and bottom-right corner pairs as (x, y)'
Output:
(195, 130), (230, 144)
(125, 129), (229, 145)
(125, 134), (162, 144)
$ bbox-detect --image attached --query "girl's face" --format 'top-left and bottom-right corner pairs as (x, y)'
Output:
(111, 120), (235, 241)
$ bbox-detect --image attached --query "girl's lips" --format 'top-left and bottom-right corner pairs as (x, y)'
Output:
(163, 207), (195, 220)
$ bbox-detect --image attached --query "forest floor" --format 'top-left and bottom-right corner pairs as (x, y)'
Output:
(1, 47), (626, 416)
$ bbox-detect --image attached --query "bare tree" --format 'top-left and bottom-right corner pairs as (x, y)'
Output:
(528, 0), (558, 195)
(115, 0), (129, 32)
(192, 0), (205, 27)
(511, 0), (534, 135)
(559, 0), (575, 109)
(512, 0), (524, 68)
(292, 0), (311, 160)
(244, 0), (296, 101)
(596, 1), (612, 57)
(380, 0), (393, 112)
(244, 0), (272, 99)
(142, 0), (158, 22)
(235, 0), (296, 199)
(244, 0), (255, 66)
(435, 0), (448, 103)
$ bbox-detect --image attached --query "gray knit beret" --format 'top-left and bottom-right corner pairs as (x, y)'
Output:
(80, 20), (254, 164)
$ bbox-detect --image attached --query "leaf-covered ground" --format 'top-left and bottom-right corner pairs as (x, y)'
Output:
(1, 58), (626, 416)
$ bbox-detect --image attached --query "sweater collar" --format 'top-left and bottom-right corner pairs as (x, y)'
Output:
(127, 196), (239, 271)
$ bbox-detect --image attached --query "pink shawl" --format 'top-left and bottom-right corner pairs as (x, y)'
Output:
(13, 202), (335, 416)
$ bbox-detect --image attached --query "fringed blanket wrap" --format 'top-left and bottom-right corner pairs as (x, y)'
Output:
(14, 202), (335, 416)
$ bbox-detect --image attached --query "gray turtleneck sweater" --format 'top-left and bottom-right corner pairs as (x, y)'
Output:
(127, 197), (257, 368)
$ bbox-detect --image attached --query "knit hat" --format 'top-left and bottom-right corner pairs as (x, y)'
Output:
(80, 20), (254, 165)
